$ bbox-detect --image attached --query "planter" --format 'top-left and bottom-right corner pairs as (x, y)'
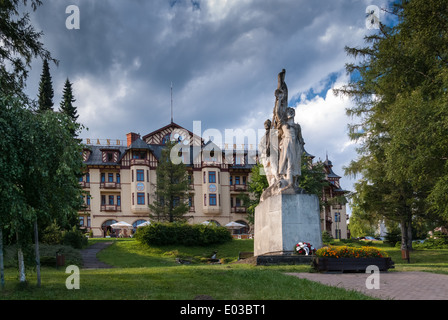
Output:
(312, 257), (394, 273)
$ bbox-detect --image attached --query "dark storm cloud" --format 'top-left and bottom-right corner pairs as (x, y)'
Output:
(22, 0), (391, 201)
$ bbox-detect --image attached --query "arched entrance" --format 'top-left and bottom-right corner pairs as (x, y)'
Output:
(233, 220), (250, 236)
(101, 219), (117, 237)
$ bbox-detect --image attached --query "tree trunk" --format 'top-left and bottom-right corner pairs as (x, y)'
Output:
(0, 228), (4, 289)
(16, 232), (26, 283)
(400, 216), (413, 251)
(34, 221), (41, 287)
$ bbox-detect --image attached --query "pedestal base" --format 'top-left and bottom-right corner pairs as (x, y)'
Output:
(254, 193), (323, 257)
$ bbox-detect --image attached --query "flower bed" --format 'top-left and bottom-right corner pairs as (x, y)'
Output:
(312, 246), (394, 273)
(315, 246), (389, 259)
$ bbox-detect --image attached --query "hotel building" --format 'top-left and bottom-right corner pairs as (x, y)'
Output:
(78, 122), (348, 239)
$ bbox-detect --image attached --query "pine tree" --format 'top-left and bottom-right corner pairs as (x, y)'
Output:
(37, 59), (54, 112)
(336, 0), (448, 251)
(149, 141), (190, 222)
(60, 78), (78, 121)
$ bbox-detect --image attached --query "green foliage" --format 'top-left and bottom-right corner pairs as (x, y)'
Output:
(384, 225), (401, 247)
(41, 221), (62, 245)
(37, 59), (54, 112)
(337, 0), (448, 250)
(135, 223), (232, 246)
(0, 0), (56, 98)
(321, 231), (333, 244)
(59, 78), (79, 134)
(62, 226), (88, 249)
(149, 141), (190, 222)
(414, 232), (448, 249)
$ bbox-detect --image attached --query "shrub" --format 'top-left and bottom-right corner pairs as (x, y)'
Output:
(414, 231), (448, 249)
(41, 221), (63, 245)
(321, 231), (333, 244)
(62, 226), (88, 249)
(135, 222), (232, 246)
(315, 245), (389, 258)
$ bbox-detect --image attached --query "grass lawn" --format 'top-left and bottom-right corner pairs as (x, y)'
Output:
(1, 238), (447, 300)
(0, 238), (373, 300)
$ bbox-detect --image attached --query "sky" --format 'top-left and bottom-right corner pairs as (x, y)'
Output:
(23, 0), (395, 215)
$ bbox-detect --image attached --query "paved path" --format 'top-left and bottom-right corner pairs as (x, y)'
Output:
(287, 271), (448, 300)
(80, 242), (114, 269)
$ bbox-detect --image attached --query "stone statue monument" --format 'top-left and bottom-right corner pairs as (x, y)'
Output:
(258, 69), (306, 201)
(254, 69), (322, 258)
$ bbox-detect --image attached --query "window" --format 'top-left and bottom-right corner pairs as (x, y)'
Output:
(235, 176), (240, 185)
(209, 194), (217, 206)
(101, 173), (105, 183)
(101, 195), (106, 205)
(117, 195), (121, 206)
(137, 193), (145, 205)
(86, 173), (90, 183)
(79, 217), (84, 227)
(203, 172), (206, 183)
(136, 170), (144, 181)
(188, 196), (193, 207)
(229, 176), (233, 185)
(109, 195), (114, 205)
(116, 173), (120, 184)
(204, 194), (207, 206)
(162, 134), (171, 145)
(108, 173), (114, 183)
(209, 171), (216, 183)
(133, 151), (146, 159)
(235, 198), (241, 207)
(107, 152), (114, 162)
(335, 212), (341, 222)
(87, 216), (91, 227)
(335, 229), (341, 239)
(86, 195), (91, 205)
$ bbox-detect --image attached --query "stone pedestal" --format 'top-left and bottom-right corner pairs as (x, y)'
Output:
(254, 193), (323, 257)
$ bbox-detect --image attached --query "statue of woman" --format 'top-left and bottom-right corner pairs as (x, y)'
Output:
(278, 107), (304, 189)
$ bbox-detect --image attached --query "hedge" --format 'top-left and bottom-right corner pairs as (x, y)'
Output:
(134, 222), (233, 246)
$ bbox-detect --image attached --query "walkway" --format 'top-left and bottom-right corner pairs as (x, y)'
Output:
(80, 241), (114, 269)
(287, 271), (448, 300)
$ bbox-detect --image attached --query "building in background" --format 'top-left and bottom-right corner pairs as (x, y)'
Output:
(78, 122), (348, 239)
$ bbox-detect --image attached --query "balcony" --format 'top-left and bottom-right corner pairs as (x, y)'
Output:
(80, 204), (91, 212)
(101, 205), (121, 212)
(231, 206), (247, 214)
(100, 182), (121, 189)
(79, 181), (90, 188)
(130, 158), (150, 166)
(230, 184), (247, 192)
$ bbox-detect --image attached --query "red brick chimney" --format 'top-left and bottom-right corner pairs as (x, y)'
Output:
(126, 132), (140, 147)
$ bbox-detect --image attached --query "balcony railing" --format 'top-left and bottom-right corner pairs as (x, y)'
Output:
(100, 182), (121, 189)
(80, 204), (91, 211)
(230, 184), (247, 192)
(130, 158), (150, 166)
(79, 181), (90, 188)
(101, 205), (122, 212)
(231, 206), (247, 213)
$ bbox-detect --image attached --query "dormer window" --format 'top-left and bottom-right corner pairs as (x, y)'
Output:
(102, 150), (119, 163)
